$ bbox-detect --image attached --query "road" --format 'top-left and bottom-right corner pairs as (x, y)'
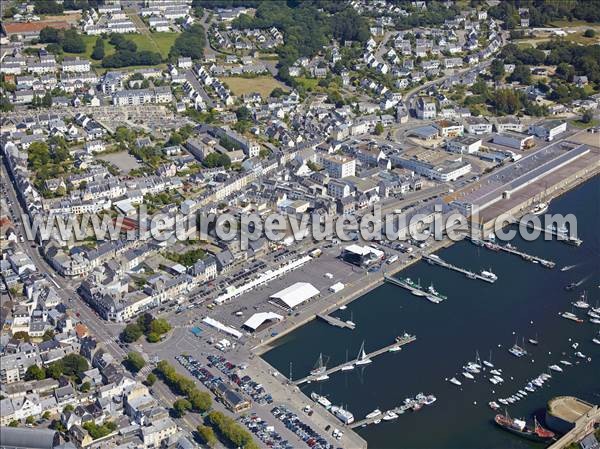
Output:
(1, 163), (127, 361)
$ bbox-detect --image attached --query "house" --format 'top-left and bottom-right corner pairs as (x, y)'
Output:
(464, 116), (492, 135)
(416, 97), (436, 120)
(494, 116), (523, 133)
(434, 120), (464, 138)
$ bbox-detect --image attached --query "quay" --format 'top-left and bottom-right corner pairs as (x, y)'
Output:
(422, 254), (497, 283)
(293, 335), (417, 385)
(524, 223), (583, 247)
(383, 274), (428, 295)
(317, 314), (355, 330)
(468, 237), (556, 268)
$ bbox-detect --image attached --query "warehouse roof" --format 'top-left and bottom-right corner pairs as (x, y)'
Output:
(270, 282), (319, 309)
(242, 312), (283, 331)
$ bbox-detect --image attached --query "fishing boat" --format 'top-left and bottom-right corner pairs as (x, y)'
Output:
(330, 405), (354, 425)
(495, 412), (556, 442)
(355, 341), (372, 365)
(449, 377), (462, 386)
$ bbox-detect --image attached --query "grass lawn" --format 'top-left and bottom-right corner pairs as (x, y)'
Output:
(550, 20), (600, 28)
(63, 35), (116, 61)
(128, 32), (178, 59)
(569, 119), (599, 129)
(294, 77), (319, 91)
(225, 75), (288, 98)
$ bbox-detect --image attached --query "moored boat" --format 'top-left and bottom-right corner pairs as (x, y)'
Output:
(494, 412), (555, 443)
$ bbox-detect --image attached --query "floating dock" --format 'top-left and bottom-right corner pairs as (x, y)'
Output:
(317, 314), (355, 330)
(422, 254), (497, 283)
(468, 238), (555, 268)
(293, 335), (417, 385)
(524, 223), (583, 246)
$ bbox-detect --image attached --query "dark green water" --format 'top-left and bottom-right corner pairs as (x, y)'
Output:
(263, 175), (600, 449)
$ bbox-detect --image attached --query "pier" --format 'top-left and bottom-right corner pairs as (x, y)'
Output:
(524, 223), (583, 246)
(468, 238), (556, 268)
(383, 274), (426, 295)
(422, 254), (497, 283)
(317, 314), (355, 330)
(293, 335), (417, 385)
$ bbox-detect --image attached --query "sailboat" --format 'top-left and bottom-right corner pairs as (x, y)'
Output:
(310, 353), (329, 380)
(341, 349), (354, 371)
(528, 333), (539, 345)
(355, 340), (372, 365)
(483, 350), (494, 368)
(345, 311), (356, 328)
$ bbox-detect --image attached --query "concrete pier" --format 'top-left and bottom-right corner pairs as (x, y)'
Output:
(317, 314), (355, 329)
(422, 254), (497, 283)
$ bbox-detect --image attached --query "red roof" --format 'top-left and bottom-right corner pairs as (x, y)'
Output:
(3, 20), (70, 35)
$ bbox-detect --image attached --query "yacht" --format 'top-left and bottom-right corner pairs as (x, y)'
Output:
(590, 318), (600, 324)
(572, 293), (590, 309)
(528, 334), (539, 345)
(314, 374), (329, 381)
(493, 375), (504, 383)
(559, 360), (572, 366)
(462, 372), (475, 380)
(331, 405), (354, 425)
(509, 339), (528, 358)
(588, 310), (600, 319)
(311, 392), (332, 409)
(489, 377), (499, 385)
(366, 409), (382, 420)
(449, 377), (462, 386)
(490, 369), (502, 376)
(531, 202), (549, 215)
(480, 269), (498, 282)
(341, 363), (355, 371)
(572, 342), (579, 350)
(339, 305), (347, 310)
(355, 341), (372, 365)
(549, 364), (563, 372)
(382, 411), (399, 421)
(310, 353), (328, 376)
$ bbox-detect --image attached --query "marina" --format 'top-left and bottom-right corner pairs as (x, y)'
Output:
(263, 175), (600, 449)
(293, 334), (417, 385)
(421, 253), (498, 283)
(383, 274), (447, 303)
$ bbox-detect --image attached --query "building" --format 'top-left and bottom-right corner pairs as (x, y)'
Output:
(494, 116), (523, 133)
(320, 154), (356, 178)
(341, 244), (384, 267)
(447, 135), (482, 154)
(0, 427), (59, 449)
(434, 120), (464, 138)
(416, 97), (437, 120)
(112, 87), (173, 106)
(464, 116), (493, 135)
(1, 21), (70, 41)
(493, 132), (535, 150)
(528, 120), (567, 142)
(242, 312), (283, 332)
(393, 149), (472, 182)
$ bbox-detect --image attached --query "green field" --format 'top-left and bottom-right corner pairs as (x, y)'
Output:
(63, 35), (116, 61)
(128, 32), (178, 58)
(294, 77), (319, 90)
(225, 75), (288, 98)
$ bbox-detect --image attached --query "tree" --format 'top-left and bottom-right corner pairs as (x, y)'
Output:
(197, 425), (217, 447)
(581, 110), (594, 124)
(169, 24), (206, 59)
(121, 323), (143, 343)
(13, 331), (32, 342)
(61, 29), (86, 53)
(0, 94), (14, 112)
(42, 411), (51, 420)
(63, 405), (75, 413)
(39, 27), (61, 44)
(50, 419), (66, 432)
(26, 416), (35, 425)
(146, 332), (161, 343)
(188, 390), (212, 412)
(555, 62), (575, 82)
(42, 329), (55, 342)
(584, 29), (596, 38)
(25, 365), (46, 381)
(173, 398), (192, 417)
(373, 123), (384, 135)
(9, 420), (19, 427)
(61, 354), (89, 377)
(235, 106), (252, 122)
(91, 37), (105, 60)
(145, 373), (157, 386)
(270, 87), (286, 98)
(125, 351), (146, 373)
(204, 152), (231, 168)
(490, 58), (505, 81)
(136, 313), (154, 334)
(508, 64), (531, 84)
(34, 0), (63, 14)
(41, 92), (53, 108)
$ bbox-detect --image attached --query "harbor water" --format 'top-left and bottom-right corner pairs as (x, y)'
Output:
(263, 175), (600, 449)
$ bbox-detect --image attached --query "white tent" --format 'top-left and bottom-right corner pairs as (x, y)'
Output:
(242, 312), (283, 331)
(270, 282), (320, 309)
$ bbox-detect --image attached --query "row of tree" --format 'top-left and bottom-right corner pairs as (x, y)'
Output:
(155, 361), (212, 412)
(206, 410), (260, 449)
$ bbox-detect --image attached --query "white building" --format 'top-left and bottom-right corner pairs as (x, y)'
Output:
(528, 120), (567, 141)
(493, 132), (535, 150)
(464, 116), (493, 135)
(320, 154), (356, 178)
(447, 136), (482, 154)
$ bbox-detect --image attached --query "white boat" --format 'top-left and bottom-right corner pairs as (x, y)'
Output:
(388, 345), (401, 352)
(311, 392), (332, 409)
(528, 333), (539, 345)
(310, 353), (328, 376)
(592, 337), (600, 345)
(339, 305), (347, 310)
(489, 377), (499, 385)
(355, 341), (372, 365)
(490, 369), (502, 376)
(382, 411), (399, 421)
(575, 351), (586, 359)
(560, 265), (576, 272)
(314, 374), (330, 381)
(549, 364), (563, 372)
(462, 372), (475, 379)
(572, 297), (590, 309)
(561, 312), (584, 323)
(480, 269), (498, 282)
(588, 310), (600, 319)
(518, 390), (527, 396)
(489, 401), (500, 410)
(366, 409), (382, 419)
(493, 375), (504, 383)
(483, 350), (494, 368)
(531, 202), (549, 215)
(345, 320), (356, 327)
(560, 360), (572, 366)
(449, 377), (462, 386)
(498, 399), (509, 406)
(341, 364), (355, 371)
(590, 318), (600, 324)
(572, 342), (579, 349)
(424, 395), (436, 405)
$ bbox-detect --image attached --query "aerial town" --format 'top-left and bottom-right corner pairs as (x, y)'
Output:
(1, 1), (599, 449)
